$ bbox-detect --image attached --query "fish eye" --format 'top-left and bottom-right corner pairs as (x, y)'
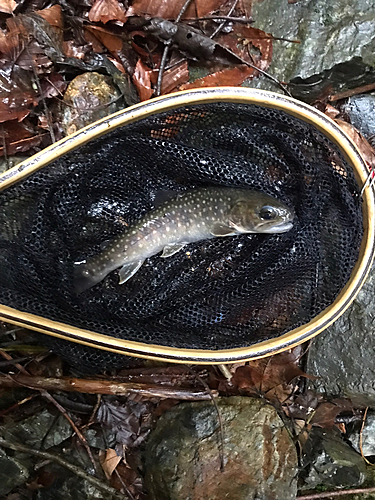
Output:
(259, 205), (278, 220)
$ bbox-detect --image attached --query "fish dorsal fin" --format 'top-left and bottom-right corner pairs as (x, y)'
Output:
(118, 260), (144, 284)
(210, 222), (238, 237)
(161, 243), (186, 258)
(154, 189), (179, 207)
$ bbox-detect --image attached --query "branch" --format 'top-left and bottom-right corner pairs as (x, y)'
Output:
(0, 374), (217, 400)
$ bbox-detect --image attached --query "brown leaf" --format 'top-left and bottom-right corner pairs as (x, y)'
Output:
(180, 65), (254, 90)
(335, 118), (375, 168)
(85, 25), (123, 53)
(161, 60), (189, 94)
(127, 0), (223, 20)
(0, 121), (44, 156)
(133, 59), (153, 101)
(0, 70), (38, 123)
(310, 399), (354, 429)
(232, 348), (315, 398)
(36, 5), (64, 31)
(99, 448), (122, 480)
(217, 25), (273, 72)
(89, 0), (127, 24)
(0, 0), (16, 14)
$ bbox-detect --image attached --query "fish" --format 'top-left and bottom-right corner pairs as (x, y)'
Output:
(74, 187), (294, 293)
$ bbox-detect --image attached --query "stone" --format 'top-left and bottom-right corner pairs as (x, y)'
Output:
(3, 408), (73, 449)
(144, 396), (298, 500)
(348, 411), (375, 457)
(307, 265), (375, 407)
(342, 94), (375, 140)
(58, 72), (124, 136)
(244, 0), (375, 101)
(300, 428), (366, 491)
(0, 448), (30, 495)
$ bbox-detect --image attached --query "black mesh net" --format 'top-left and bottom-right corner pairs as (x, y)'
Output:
(0, 102), (363, 369)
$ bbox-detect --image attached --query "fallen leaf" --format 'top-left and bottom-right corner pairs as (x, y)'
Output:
(180, 65), (254, 90)
(133, 59), (153, 101)
(0, 0), (16, 14)
(89, 0), (127, 24)
(0, 68), (38, 123)
(335, 119), (375, 168)
(310, 399), (354, 429)
(85, 25), (123, 52)
(99, 448), (122, 480)
(36, 5), (64, 31)
(0, 120), (44, 156)
(160, 59), (189, 94)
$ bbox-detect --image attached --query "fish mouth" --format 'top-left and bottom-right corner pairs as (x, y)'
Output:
(261, 221), (294, 234)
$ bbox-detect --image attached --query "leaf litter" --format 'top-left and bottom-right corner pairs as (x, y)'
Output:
(0, 0), (374, 498)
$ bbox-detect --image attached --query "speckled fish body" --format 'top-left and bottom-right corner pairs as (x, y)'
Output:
(75, 187), (294, 293)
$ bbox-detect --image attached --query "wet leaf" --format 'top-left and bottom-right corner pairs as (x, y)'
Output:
(0, 0), (16, 14)
(161, 59), (189, 94)
(0, 68), (38, 123)
(126, 0), (223, 20)
(335, 118), (375, 168)
(85, 25), (123, 53)
(35, 5), (64, 31)
(88, 0), (127, 24)
(133, 59), (153, 101)
(0, 121), (44, 156)
(310, 399), (354, 429)
(232, 348), (314, 402)
(180, 64), (254, 90)
(100, 448), (122, 479)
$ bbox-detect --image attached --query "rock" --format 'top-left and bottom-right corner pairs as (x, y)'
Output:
(342, 94), (375, 140)
(306, 265), (375, 407)
(348, 411), (375, 457)
(245, 0), (375, 101)
(144, 396), (298, 500)
(300, 428), (366, 491)
(0, 156), (28, 174)
(3, 408), (73, 449)
(0, 448), (30, 495)
(58, 72), (124, 136)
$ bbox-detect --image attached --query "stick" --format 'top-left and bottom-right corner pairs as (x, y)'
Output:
(297, 487), (375, 499)
(155, 0), (195, 96)
(210, 0), (239, 39)
(0, 437), (129, 500)
(0, 374), (218, 400)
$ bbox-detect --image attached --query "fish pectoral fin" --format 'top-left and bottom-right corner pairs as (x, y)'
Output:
(118, 260), (144, 284)
(161, 243), (186, 258)
(210, 222), (238, 237)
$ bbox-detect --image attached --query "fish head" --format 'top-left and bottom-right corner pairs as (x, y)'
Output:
(228, 191), (294, 234)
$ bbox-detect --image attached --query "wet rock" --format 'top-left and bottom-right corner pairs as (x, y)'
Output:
(300, 428), (366, 491)
(307, 265), (375, 407)
(246, 0), (375, 101)
(342, 94), (375, 140)
(3, 408), (73, 449)
(58, 72), (124, 136)
(0, 449), (30, 495)
(348, 411), (375, 457)
(144, 396), (298, 500)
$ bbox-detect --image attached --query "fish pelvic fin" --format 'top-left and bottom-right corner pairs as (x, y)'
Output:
(161, 243), (186, 258)
(118, 260), (144, 284)
(210, 222), (238, 237)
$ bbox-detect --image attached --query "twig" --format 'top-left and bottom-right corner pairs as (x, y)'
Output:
(222, 46), (292, 96)
(210, 0), (239, 39)
(155, 0), (194, 97)
(328, 82), (375, 102)
(185, 16), (253, 23)
(0, 374), (218, 400)
(0, 125), (8, 170)
(297, 486), (375, 499)
(189, 367), (225, 471)
(359, 406), (374, 465)
(40, 389), (98, 473)
(0, 437), (129, 500)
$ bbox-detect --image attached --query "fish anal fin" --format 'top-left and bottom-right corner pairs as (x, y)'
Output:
(210, 222), (237, 237)
(161, 243), (186, 258)
(118, 260), (144, 284)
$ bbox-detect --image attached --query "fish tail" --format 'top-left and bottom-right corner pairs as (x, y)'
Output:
(74, 262), (101, 294)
